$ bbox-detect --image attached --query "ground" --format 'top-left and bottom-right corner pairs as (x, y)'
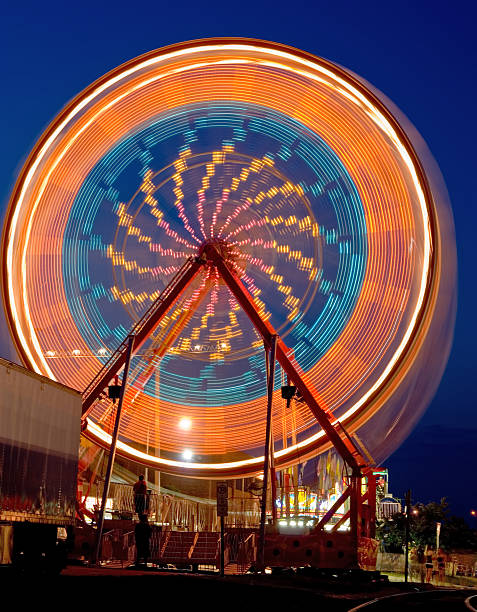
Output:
(14, 566), (469, 611)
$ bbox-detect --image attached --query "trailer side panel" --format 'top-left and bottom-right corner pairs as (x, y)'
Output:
(0, 358), (81, 524)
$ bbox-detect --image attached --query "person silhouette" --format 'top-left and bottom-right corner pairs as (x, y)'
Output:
(133, 475), (147, 516)
(425, 547), (434, 583)
(134, 514), (151, 566)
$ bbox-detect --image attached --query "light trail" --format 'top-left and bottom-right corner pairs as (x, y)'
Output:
(1, 39), (453, 477)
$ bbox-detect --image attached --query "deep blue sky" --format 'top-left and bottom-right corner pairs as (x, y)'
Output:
(3, 1), (476, 517)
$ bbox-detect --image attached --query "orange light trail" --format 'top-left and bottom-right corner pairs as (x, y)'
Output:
(2, 39), (450, 477)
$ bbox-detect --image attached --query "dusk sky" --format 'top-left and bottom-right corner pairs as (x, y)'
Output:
(3, 1), (476, 517)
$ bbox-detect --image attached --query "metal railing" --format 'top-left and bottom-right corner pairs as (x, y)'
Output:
(84, 482), (261, 530)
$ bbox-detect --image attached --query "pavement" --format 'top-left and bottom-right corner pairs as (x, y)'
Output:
(57, 565), (474, 610)
(385, 570), (477, 589)
(5, 564), (475, 610)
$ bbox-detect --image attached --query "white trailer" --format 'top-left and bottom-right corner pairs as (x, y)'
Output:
(0, 357), (81, 572)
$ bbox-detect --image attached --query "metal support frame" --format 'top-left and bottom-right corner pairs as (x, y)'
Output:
(348, 472), (361, 560)
(315, 487), (351, 531)
(264, 345), (278, 523)
(365, 468), (377, 539)
(93, 334), (135, 564)
(203, 245), (367, 565)
(258, 334), (277, 568)
(203, 244), (366, 473)
(80, 244), (371, 568)
(269, 433), (277, 522)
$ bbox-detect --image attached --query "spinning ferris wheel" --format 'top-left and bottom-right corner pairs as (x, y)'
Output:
(2, 39), (456, 478)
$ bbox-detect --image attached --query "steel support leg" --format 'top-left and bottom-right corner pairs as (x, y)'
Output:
(205, 245), (365, 472)
(93, 334), (135, 564)
(349, 471), (361, 569)
(258, 334), (277, 569)
(366, 468), (377, 538)
(265, 346), (278, 523)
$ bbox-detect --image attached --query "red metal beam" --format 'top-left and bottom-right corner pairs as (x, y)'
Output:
(314, 486), (351, 532)
(203, 244), (365, 473)
(81, 257), (204, 419)
(127, 282), (212, 406)
(365, 468), (376, 539)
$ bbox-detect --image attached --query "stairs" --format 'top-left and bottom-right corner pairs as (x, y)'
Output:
(153, 531), (219, 566)
(190, 532), (219, 564)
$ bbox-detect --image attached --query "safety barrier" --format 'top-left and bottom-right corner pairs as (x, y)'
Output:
(82, 481), (261, 530)
(100, 528), (135, 564)
(97, 526), (257, 572)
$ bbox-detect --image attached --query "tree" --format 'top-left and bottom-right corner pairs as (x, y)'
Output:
(440, 515), (477, 551)
(377, 498), (477, 552)
(410, 499), (448, 549)
(376, 511), (407, 553)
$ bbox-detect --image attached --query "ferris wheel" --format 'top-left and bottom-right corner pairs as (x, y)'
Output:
(2, 39), (456, 478)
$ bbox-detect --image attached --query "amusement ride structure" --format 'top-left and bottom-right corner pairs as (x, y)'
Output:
(1, 39), (456, 568)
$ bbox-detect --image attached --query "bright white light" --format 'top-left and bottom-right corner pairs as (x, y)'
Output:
(221, 343), (227, 349)
(298, 520), (304, 527)
(178, 417), (192, 431)
(194, 344), (201, 351)
(72, 349), (81, 356)
(289, 520), (296, 527)
(98, 348), (107, 355)
(182, 449), (193, 461)
(45, 350), (56, 357)
(278, 520), (287, 526)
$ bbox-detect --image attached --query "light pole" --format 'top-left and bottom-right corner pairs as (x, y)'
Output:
(404, 489), (411, 583)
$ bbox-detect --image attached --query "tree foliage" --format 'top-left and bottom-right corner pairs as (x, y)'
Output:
(377, 498), (477, 552)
